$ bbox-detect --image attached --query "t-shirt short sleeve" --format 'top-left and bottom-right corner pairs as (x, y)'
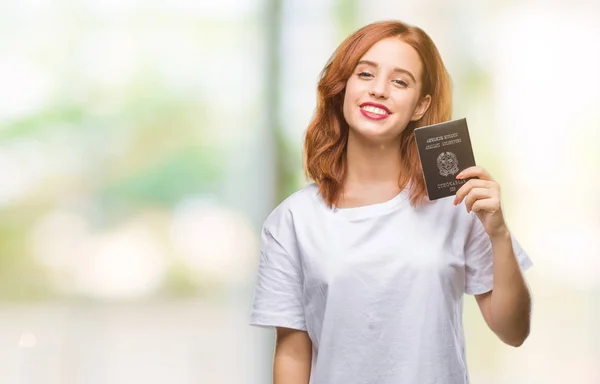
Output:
(464, 216), (533, 295)
(249, 225), (307, 331)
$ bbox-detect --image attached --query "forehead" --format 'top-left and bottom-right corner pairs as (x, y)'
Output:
(358, 37), (423, 76)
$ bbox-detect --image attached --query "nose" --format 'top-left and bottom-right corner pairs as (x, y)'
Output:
(369, 77), (389, 99)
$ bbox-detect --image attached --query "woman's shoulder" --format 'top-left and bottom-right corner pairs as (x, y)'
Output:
(263, 182), (320, 231)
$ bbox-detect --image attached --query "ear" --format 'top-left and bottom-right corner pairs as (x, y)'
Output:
(410, 94), (432, 121)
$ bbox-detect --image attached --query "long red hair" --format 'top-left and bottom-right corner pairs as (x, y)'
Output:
(303, 20), (452, 207)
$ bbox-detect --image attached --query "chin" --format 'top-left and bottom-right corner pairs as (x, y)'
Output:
(350, 125), (400, 143)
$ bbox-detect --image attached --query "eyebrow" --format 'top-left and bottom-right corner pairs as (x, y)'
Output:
(356, 60), (417, 83)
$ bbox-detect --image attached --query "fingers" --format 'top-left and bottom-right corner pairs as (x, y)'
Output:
(453, 166), (502, 214)
(457, 166), (494, 182)
(470, 197), (501, 214)
(463, 188), (493, 213)
(453, 179), (497, 206)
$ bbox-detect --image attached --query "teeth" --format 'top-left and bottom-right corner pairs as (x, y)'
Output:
(362, 105), (388, 115)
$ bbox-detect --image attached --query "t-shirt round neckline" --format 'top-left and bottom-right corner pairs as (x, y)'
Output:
(312, 184), (411, 221)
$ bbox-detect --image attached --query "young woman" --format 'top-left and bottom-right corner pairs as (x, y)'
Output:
(249, 20), (532, 384)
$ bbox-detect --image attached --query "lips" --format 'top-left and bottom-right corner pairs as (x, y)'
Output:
(359, 102), (391, 121)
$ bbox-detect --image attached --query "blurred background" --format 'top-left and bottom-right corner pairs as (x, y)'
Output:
(0, 0), (598, 383)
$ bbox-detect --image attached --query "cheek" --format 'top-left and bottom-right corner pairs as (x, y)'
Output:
(343, 79), (359, 101)
(342, 80), (359, 116)
(342, 94), (354, 124)
(393, 91), (421, 111)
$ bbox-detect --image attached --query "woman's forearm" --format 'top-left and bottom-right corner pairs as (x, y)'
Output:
(273, 328), (312, 384)
(489, 229), (531, 346)
(274, 354), (311, 384)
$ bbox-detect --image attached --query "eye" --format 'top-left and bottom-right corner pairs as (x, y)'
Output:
(393, 79), (409, 87)
(358, 71), (373, 79)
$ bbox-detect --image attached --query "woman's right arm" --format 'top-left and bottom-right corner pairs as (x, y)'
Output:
(274, 327), (312, 384)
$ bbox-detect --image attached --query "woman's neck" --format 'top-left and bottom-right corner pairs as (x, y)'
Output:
(336, 132), (404, 208)
(345, 132), (403, 187)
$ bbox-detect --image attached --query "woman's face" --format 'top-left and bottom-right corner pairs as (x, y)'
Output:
(342, 37), (431, 144)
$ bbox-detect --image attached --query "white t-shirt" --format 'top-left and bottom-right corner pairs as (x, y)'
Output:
(249, 183), (532, 384)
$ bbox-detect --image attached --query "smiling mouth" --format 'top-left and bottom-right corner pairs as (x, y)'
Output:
(361, 105), (389, 115)
(360, 105), (390, 120)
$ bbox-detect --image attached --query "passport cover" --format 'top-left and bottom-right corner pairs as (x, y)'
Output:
(413, 118), (476, 200)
